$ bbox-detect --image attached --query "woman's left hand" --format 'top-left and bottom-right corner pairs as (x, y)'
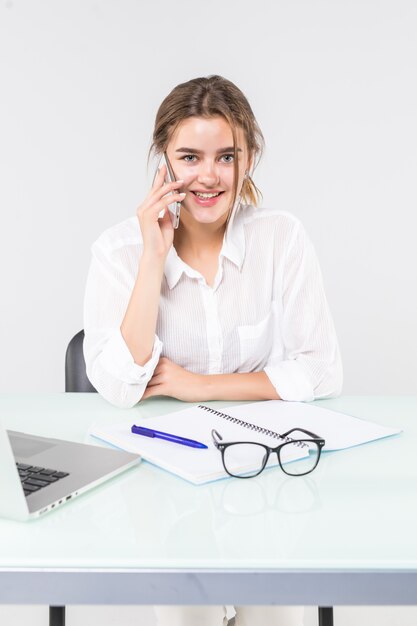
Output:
(142, 357), (206, 402)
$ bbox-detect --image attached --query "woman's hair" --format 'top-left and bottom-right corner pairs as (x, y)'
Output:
(148, 75), (265, 211)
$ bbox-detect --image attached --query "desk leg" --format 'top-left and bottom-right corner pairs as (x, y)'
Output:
(318, 606), (334, 626)
(49, 606), (65, 626)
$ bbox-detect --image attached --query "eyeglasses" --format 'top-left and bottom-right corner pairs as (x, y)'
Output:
(211, 428), (325, 478)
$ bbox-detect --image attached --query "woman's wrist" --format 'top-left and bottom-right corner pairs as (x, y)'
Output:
(198, 374), (214, 401)
(140, 250), (167, 271)
(197, 371), (281, 402)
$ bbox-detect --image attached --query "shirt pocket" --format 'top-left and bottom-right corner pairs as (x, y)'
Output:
(237, 311), (274, 371)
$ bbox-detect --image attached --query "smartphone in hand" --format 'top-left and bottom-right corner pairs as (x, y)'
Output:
(157, 152), (181, 228)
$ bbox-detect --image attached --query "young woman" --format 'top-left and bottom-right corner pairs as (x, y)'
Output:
(84, 75), (342, 625)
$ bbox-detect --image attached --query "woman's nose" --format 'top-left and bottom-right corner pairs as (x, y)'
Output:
(197, 160), (220, 186)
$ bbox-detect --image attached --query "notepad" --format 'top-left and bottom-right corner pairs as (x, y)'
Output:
(89, 401), (401, 484)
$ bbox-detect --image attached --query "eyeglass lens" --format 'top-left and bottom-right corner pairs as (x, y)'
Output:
(223, 443), (269, 478)
(278, 441), (321, 476)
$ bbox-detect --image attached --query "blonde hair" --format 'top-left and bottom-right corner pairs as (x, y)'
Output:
(148, 75), (265, 211)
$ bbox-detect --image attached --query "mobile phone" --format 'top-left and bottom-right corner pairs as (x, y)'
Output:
(156, 152), (181, 228)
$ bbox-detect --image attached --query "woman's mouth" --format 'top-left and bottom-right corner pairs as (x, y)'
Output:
(190, 191), (225, 207)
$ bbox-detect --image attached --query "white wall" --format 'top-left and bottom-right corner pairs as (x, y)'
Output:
(0, 0), (416, 394)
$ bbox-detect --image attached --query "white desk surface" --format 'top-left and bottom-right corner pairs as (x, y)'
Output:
(0, 394), (416, 606)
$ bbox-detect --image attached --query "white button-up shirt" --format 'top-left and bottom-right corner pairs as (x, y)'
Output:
(83, 205), (343, 408)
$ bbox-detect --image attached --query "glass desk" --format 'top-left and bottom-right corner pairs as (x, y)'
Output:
(0, 394), (416, 620)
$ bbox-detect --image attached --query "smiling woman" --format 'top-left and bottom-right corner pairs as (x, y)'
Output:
(82, 75), (343, 625)
(84, 74), (342, 405)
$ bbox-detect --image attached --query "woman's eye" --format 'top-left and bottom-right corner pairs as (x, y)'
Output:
(182, 155), (197, 163)
(221, 154), (234, 163)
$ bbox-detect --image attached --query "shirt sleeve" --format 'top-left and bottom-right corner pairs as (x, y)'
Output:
(264, 220), (343, 402)
(83, 238), (163, 408)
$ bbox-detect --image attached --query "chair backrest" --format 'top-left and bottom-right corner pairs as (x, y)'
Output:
(65, 330), (97, 392)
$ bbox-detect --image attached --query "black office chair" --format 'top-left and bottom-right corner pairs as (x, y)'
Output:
(65, 329), (96, 393)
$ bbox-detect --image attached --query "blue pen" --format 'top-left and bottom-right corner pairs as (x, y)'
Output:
(131, 425), (208, 449)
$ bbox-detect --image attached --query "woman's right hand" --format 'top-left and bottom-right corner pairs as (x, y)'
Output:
(137, 164), (185, 260)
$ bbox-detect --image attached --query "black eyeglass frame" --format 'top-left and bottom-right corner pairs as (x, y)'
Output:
(211, 427), (326, 478)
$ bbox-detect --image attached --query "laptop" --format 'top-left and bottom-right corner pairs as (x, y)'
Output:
(0, 417), (140, 521)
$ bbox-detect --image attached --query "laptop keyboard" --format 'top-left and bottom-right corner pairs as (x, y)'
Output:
(16, 463), (70, 497)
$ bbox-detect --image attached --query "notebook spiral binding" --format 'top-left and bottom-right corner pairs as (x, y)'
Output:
(198, 405), (306, 448)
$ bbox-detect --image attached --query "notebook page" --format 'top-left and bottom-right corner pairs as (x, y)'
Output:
(221, 401), (402, 450)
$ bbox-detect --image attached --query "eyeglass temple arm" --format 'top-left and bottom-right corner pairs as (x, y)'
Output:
(211, 429), (223, 444)
(281, 427), (322, 440)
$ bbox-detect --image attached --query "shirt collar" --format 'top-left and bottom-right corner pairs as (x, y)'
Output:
(164, 246), (201, 289)
(164, 204), (249, 290)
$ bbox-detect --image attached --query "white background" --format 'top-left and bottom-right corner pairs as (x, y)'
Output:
(1, 0), (416, 395)
(1, 0), (416, 624)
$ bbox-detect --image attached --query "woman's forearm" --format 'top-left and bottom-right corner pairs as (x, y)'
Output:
(200, 371), (281, 401)
(120, 253), (164, 366)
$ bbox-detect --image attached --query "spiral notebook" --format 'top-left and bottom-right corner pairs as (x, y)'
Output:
(89, 401), (401, 484)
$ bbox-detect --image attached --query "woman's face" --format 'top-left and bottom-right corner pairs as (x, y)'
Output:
(165, 116), (252, 226)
